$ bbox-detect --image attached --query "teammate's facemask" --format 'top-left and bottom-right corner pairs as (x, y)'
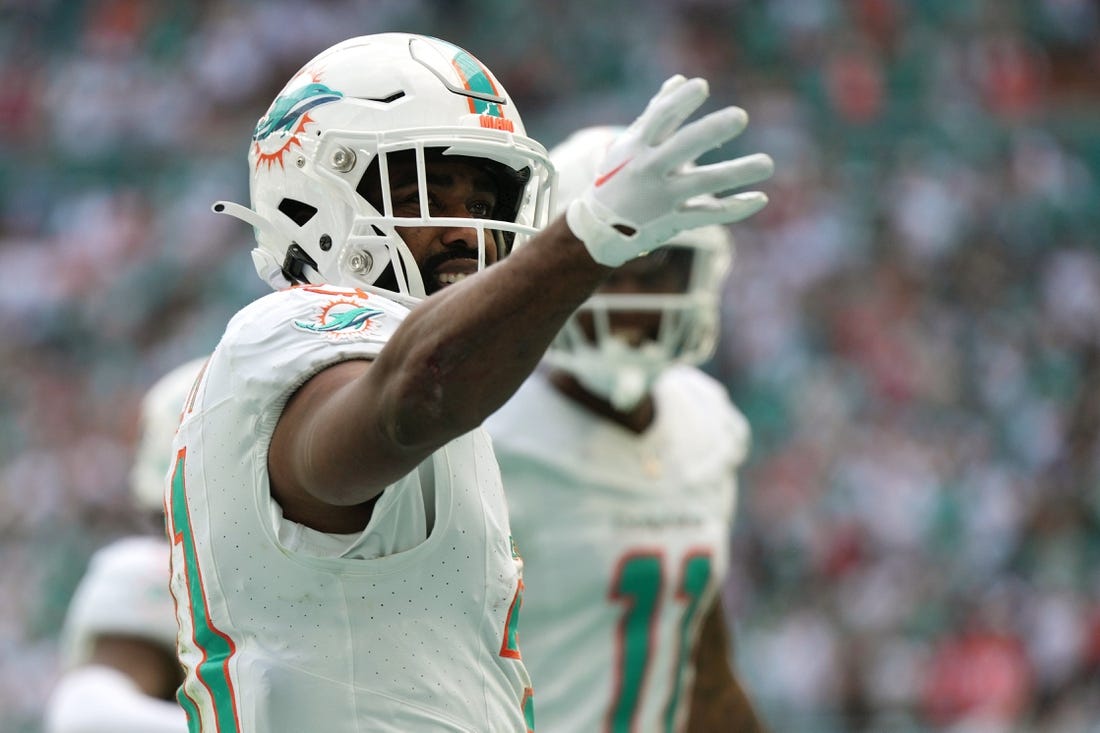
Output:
(544, 126), (734, 410)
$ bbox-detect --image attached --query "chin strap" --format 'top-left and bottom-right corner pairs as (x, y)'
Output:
(558, 335), (667, 412)
(586, 364), (650, 412)
(250, 249), (295, 290)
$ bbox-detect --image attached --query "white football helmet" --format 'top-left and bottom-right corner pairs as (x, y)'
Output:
(58, 537), (180, 668)
(214, 33), (554, 301)
(129, 356), (207, 513)
(545, 126), (734, 410)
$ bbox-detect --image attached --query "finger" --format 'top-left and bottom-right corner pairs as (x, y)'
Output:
(680, 191), (770, 224)
(634, 76), (710, 146)
(654, 107), (753, 171)
(633, 76), (688, 126)
(657, 74), (689, 96)
(675, 153), (776, 198)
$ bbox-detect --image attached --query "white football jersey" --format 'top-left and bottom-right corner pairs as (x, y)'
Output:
(486, 366), (749, 733)
(166, 285), (533, 733)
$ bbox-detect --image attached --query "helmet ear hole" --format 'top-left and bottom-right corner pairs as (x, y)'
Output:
(278, 198), (319, 226)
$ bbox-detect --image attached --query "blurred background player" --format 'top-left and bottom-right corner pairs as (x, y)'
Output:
(487, 126), (768, 733)
(43, 357), (205, 733)
(168, 32), (772, 732)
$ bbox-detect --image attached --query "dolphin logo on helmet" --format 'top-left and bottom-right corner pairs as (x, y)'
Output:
(254, 82), (344, 143)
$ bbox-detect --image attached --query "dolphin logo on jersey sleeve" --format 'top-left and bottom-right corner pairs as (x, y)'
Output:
(293, 294), (386, 338)
(294, 304), (383, 332)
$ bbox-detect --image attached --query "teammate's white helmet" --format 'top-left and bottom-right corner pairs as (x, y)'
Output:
(214, 33), (554, 300)
(58, 536), (180, 668)
(545, 126), (733, 410)
(129, 357), (207, 513)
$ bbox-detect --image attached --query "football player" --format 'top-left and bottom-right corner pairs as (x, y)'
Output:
(487, 126), (769, 732)
(170, 33), (773, 731)
(44, 357), (206, 733)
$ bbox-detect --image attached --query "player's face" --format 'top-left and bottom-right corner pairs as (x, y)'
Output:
(603, 246), (693, 295)
(583, 245), (694, 344)
(361, 150), (502, 295)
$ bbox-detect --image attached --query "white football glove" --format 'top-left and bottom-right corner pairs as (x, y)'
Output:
(566, 75), (774, 267)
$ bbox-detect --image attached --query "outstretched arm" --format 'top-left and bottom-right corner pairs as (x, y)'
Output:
(269, 77), (774, 524)
(687, 599), (770, 733)
(270, 217), (608, 511)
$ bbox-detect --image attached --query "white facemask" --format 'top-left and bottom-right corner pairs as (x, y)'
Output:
(559, 334), (667, 411)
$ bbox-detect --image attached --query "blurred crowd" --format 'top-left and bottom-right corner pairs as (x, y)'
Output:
(2, 1), (1098, 731)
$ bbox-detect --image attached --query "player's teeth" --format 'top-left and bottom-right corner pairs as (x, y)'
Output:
(438, 273), (469, 285)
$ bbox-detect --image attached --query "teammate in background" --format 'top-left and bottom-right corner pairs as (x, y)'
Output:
(170, 32), (772, 731)
(487, 126), (769, 733)
(44, 357), (205, 733)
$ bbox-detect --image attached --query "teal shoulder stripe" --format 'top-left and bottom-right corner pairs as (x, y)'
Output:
(171, 450), (241, 733)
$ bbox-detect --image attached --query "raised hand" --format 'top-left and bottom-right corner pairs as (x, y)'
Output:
(565, 75), (774, 266)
